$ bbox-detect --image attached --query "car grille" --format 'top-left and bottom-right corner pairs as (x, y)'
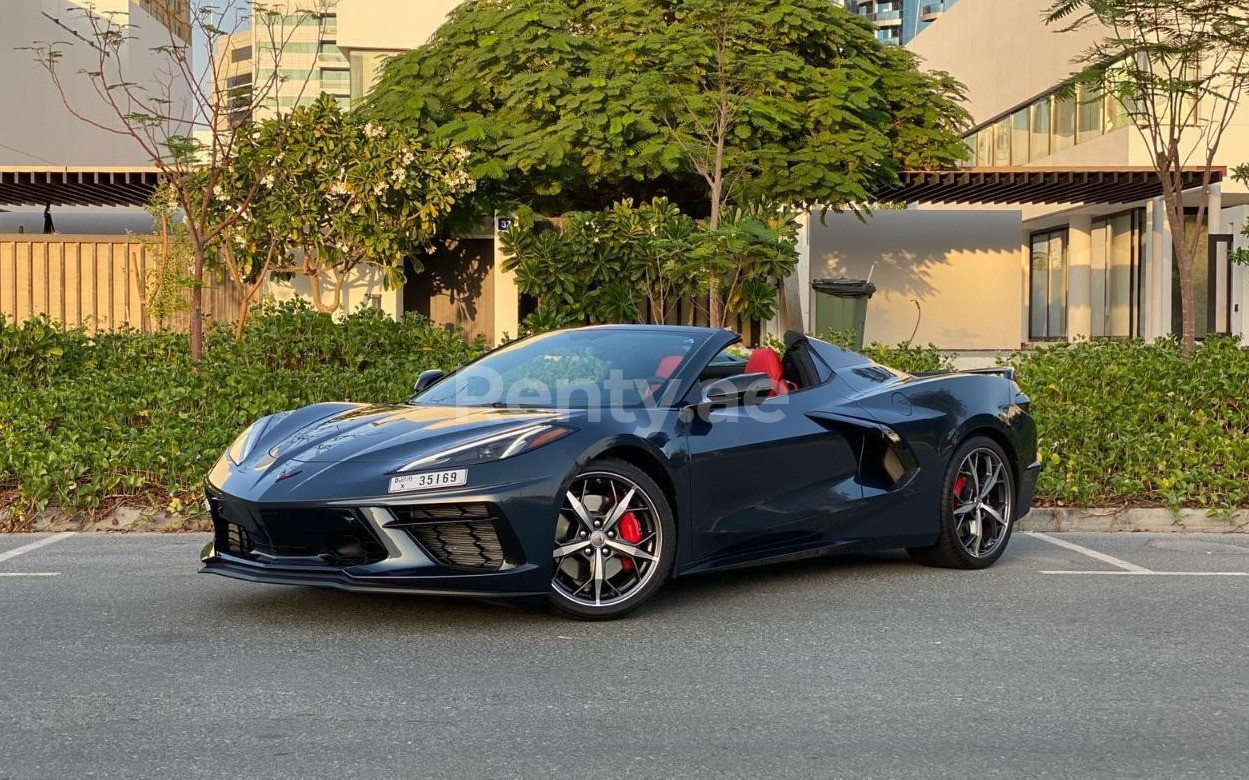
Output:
(390, 504), (506, 571)
(208, 497), (388, 567)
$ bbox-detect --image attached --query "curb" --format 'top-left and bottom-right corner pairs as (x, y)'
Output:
(1019, 507), (1249, 534)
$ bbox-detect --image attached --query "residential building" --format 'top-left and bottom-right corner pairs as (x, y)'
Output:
(807, 0), (1248, 350)
(335, 0), (463, 102)
(213, 0), (350, 128)
(846, 0), (959, 46)
(2, 1), (193, 167)
(137, 0), (192, 41)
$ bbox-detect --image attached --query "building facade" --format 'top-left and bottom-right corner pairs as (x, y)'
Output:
(213, 0), (350, 128)
(1, 1), (193, 167)
(809, 0), (1248, 350)
(845, 0), (959, 46)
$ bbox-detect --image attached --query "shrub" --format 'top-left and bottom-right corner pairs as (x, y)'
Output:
(0, 300), (485, 527)
(1011, 337), (1249, 510)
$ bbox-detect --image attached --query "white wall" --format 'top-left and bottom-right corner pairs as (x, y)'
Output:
(2, 1), (192, 166)
(809, 209), (1025, 350)
(336, 0), (461, 53)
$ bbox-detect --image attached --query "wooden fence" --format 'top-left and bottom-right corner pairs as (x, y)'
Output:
(0, 235), (240, 333)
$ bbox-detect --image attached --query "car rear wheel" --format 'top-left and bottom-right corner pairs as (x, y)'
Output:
(908, 436), (1015, 569)
(548, 459), (675, 620)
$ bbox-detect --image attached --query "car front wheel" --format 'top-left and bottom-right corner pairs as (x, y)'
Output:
(548, 458), (675, 620)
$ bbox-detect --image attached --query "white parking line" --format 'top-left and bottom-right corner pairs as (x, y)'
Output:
(1024, 531), (1153, 573)
(0, 573), (60, 577)
(0, 533), (75, 565)
(1040, 570), (1249, 577)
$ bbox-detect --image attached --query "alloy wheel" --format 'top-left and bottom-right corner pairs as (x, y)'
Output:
(950, 447), (1013, 558)
(551, 471), (663, 608)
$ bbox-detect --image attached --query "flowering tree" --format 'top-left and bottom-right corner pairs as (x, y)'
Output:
(209, 96), (476, 332)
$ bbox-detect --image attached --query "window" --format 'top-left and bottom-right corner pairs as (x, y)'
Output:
(1030, 229), (1068, 340)
(975, 128), (992, 167)
(992, 118), (1010, 166)
(1091, 210), (1144, 338)
(231, 45), (252, 63)
(1053, 95), (1075, 152)
(1077, 84), (1104, 142)
(1030, 97), (1051, 160)
(1010, 108), (1029, 165)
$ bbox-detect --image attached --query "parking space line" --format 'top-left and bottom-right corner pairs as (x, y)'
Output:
(1023, 531), (1153, 573)
(1040, 570), (1249, 577)
(0, 573), (60, 577)
(0, 533), (75, 565)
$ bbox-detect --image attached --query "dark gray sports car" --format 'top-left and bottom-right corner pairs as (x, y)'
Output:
(201, 326), (1039, 619)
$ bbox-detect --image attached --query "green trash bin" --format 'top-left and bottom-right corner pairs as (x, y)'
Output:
(811, 278), (876, 350)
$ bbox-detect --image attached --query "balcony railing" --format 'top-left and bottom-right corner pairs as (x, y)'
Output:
(920, 2), (947, 21)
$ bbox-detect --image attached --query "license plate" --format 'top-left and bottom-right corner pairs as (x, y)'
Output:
(388, 469), (468, 494)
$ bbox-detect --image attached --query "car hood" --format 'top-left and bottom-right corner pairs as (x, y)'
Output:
(264, 404), (567, 465)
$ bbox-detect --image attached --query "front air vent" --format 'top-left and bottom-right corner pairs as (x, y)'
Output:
(391, 504), (493, 524)
(222, 522), (253, 558)
(407, 520), (505, 571)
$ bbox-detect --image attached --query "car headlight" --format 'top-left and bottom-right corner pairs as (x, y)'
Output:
(398, 424), (574, 471)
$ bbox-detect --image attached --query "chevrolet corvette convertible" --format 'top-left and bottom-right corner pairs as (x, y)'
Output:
(201, 325), (1039, 619)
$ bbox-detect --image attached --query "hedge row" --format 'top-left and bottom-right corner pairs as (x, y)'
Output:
(0, 301), (485, 527)
(2, 310), (1247, 527)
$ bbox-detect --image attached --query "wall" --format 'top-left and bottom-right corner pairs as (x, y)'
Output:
(335, 0), (460, 54)
(809, 210), (1024, 350)
(1, 1), (192, 166)
(0, 235), (240, 332)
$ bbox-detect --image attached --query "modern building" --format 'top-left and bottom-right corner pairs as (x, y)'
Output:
(213, 0), (350, 128)
(2, 0), (194, 167)
(846, 0), (959, 46)
(808, 0), (1248, 350)
(336, 0), (463, 103)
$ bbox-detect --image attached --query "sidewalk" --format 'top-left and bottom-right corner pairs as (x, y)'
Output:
(1020, 507), (1249, 534)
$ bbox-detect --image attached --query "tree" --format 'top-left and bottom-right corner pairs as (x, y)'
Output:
(29, 1), (335, 358)
(362, 0), (970, 326)
(208, 96), (477, 333)
(1047, 0), (1249, 351)
(500, 199), (799, 331)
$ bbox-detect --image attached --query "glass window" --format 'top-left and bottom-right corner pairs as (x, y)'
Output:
(1053, 95), (1075, 152)
(976, 128), (993, 167)
(1090, 211), (1142, 338)
(1030, 229), (1068, 340)
(1030, 98), (1051, 161)
(1010, 109), (1029, 165)
(1077, 84), (1104, 142)
(993, 118), (1010, 166)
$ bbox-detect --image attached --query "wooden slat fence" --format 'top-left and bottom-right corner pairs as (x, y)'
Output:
(0, 235), (240, 333)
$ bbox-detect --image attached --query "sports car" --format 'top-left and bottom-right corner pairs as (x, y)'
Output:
(201, 325), (1039, 619)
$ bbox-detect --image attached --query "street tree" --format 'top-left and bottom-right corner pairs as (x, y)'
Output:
(362, 0), (970, 327)
(210, 96), (476, 333)
(28, 1), (335, 359)
(1047, 0), (1249, 351)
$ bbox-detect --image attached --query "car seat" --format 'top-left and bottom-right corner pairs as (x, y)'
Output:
(744, 348), (794, 396)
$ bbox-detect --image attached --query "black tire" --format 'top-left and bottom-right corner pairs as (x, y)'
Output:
(908, 435), (1016, 570)
(547, 458), (676, 620)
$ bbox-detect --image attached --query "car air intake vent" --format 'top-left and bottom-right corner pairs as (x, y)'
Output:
(408, 521), (505, 571)
(391, 503), (493, 524)
(222, 522), (253, 558)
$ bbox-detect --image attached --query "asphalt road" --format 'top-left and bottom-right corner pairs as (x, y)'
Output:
(1, 531), (1247, 780)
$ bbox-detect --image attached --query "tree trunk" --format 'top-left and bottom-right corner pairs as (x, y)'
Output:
(190, 242), (205, 361)
(707, 185), (723, 329)
(1160, 191), (1197, 352)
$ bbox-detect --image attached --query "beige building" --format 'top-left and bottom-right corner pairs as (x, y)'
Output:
(808, 0), (1248, 350)
(335, 0), (464, 102)
(137, 0), (192, 41)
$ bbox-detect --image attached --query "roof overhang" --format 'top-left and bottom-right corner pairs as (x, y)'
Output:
(871, 167), (1224, 206)
(0, 166), (162, 208)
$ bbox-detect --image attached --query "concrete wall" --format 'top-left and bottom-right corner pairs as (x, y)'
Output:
(809, 210), (1025, 350)
(336, 0), (460, 53)
(2, 1), (192, 167)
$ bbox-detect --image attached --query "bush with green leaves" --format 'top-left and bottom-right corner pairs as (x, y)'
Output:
(1011, 337), (1249, 510)
(0, 300), (485, 527)
(501, 198), (799, 330)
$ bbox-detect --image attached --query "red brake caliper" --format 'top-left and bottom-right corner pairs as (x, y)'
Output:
(952, 475), (967, 509)
(618, 511), (643, 572)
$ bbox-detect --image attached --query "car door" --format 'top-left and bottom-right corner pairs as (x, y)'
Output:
(680, 383), (864, 569)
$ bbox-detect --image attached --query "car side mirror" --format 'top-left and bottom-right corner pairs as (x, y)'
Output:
(702, 372), (773, 408)
(413, 369), (445, 395)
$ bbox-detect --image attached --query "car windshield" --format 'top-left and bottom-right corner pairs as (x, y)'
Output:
(412, 329), (708, 408)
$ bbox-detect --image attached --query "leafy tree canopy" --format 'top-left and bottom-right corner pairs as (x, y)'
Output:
(360, 0), (971, 218)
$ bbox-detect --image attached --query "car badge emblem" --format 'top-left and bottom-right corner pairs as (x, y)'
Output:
(275, 467), (303, 482)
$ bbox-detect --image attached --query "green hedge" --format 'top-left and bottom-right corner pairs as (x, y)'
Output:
(2, 312), (1247, 527)
(0, 301), (485, 526)
(1012, 336), (1249, 510)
